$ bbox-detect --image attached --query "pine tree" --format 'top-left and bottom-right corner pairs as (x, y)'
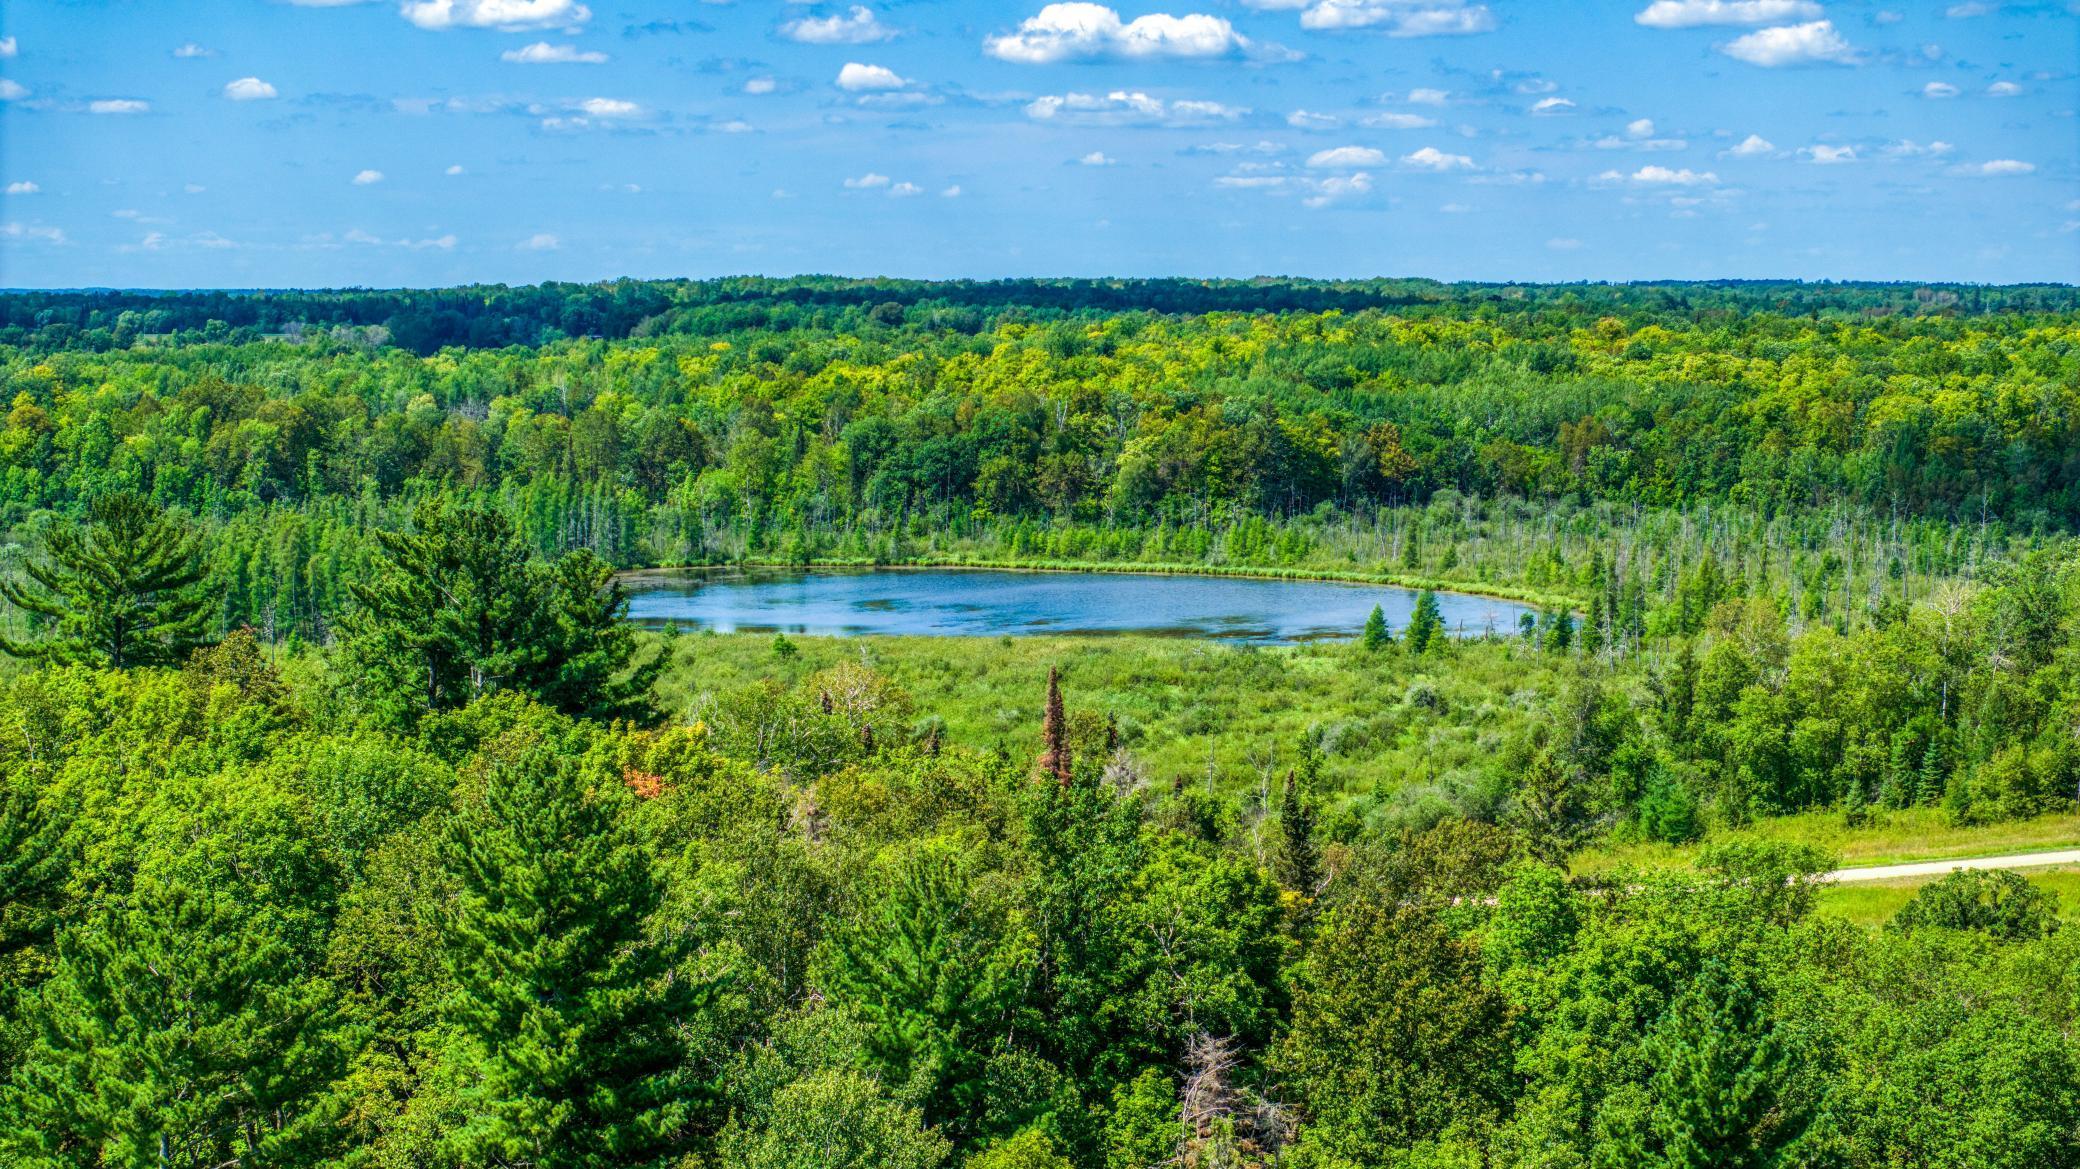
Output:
(1, 881), (350, 1167)
(1360, 604), (1391, 652)
(1275, 764), (1321, 902)
(1405, 590), (1444, 654)
(1039, 666), (1071, 786)
(434, 737), (711, 1168)
(0, 491), (213, 668)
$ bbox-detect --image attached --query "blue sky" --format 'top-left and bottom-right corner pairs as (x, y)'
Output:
(1, 0), (2074, 287)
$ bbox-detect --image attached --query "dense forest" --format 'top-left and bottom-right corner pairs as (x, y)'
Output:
(4, 279), (2080, 1167)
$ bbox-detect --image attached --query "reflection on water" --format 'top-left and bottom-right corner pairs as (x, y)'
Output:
(624, 568), (1536, 646)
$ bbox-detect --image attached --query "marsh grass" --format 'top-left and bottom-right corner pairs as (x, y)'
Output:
(1576, 808), (2080, 876)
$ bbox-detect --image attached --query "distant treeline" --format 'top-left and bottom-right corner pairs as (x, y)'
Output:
(4, 276), (2075, 354)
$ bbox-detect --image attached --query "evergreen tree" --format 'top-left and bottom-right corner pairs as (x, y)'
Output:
(1513, 747), (1585, 866)
(1405, 590), (1444, 654)
(434, 735), (712, 1168)
(1360, 604), (1391, 652)
(1275, 763), (1321, 902)
(0, 491), (213, 668)
(1, 881), (350, 1167)
(346, 503), (656, 722)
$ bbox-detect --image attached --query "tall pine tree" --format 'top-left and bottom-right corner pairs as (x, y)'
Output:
(0, 491), (213, 668)
(434, 733), (713, 1168)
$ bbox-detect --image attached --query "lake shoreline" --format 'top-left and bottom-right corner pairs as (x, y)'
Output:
(614, 556), (1579, 612)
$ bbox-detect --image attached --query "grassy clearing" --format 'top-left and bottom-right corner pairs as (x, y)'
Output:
(655, 630), (1574, 817)
(1811, 865), (2080, 928)
(1575, 808), (2080, 876)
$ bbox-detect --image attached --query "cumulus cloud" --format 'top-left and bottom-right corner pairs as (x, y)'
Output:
(501, 41), (608, 63)
(1215, 166), (1375, 208)
(577, 97), (640, 116)
(1407, 87), (1449, 104)
(1952, 158), (2034, 176)
(1720, 20), (1854, 66)
(223, 77), (278, 100)
(1722, 133), (1776, 157)
(89, 99), (150, 114)
(446, 164), (466, 175)
(0, 36), (14, 57)
(744, 77), (778, 95)
(402, 0), (591, 31)
(1986, 81), (2022, 97)
(1288, 109), (1342, 130)
(1307, 145), (1386, 168)
(3, 223), (69, 244)
(1298, 0), (1494, 35)
(844, 172), (892, 189)
(1024, 90), (1244, 125)
(783, 6), (895, 44)
(1800, 144), (1856, 164)
(1922, 81), (1959, 98)
(519, 232), (561, 249)
(889, 181), (924, 197)
(1530, 97), (1574, 115)
(987, 3), (1251, 63)
(1361, 111), (1437, 129)
(5, 181), (39, 195)
(836, 62), (909, 91)
(1403, 145), (1474, 170)
(1633, 0), (1820, 28)
(353, 169), (385, 184)
(0, 81), (29, 102)
(941, 185), (962, 197)
(173, 42), (214, 58)
(1603, 164), (1718, 185)
(1881, 139), (1952, 158)
(1079, 151), (1117, 165)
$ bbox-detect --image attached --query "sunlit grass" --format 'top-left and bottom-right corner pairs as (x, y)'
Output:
(1576, 808), (2080, 876)
(1811, 864), (2080, 929)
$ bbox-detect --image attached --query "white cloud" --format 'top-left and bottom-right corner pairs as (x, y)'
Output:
(844, 172), (893, 189)
(1307, 145), (1386, 168)
(520, 232), (560, 249)
(987, 3), (1251, 63)
(1634, 0), (1820, 28)
(185, 184), (206, 194)
(1800, 144), (1856, 164)
(1547, 237), (1581, 250)
(1360, 111), (1437, 129)
(0, 37), (14, 57)
(1881, 139), (1953, 158)
(1530, 97), (1574, 115)
(5, 181), (39, 195)
(1403, 145), (1474, 170)
(0, 80), (29, 102)
(1024, 90), (1244, 125)
(401, 0), (591, 31)
(889, 181), (923, 197)
(941, 185), (962, 197)
(1723, 133), (1775, 157)
(2, 223), (68, 244)
(353, 169), (385, 184)
(1945, 1), (1989, 14)
(1302, 172), (1371, 207)
(1299, 0), (1494, 35)
(1922, 81), (1959, 98)
(1606, 164), (1718, 185)
(1408, 87), (1449, 105)
(446, 164), (466, 175)
(174, 42), (214, 58)
(224, 77), (278, 100)
(577, 97), (640, 116)
(836, 62), (909, 91)
(783, 6), (895, 45)
(89, 99), (150, 114)
(1986, 81), (2022, 97)
(1079, 151), (1117, 165)
(501, 41), (608, 63)
(1721, 20), (1853, 66)
(1626, 118), (1655, 138)
(1952, 158), (2034, 176)
(1288, 109), (1342, 130)
(744, 77), (777, 96)
(718, 119), (753, 133)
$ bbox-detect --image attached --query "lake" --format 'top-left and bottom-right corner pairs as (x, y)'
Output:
(623, 567), (1536, 644)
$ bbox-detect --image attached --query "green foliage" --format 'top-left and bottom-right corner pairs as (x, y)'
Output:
(0, 491), (212, 668)
(1404, 591), (1444, 655)
(1360, 604), (1390, 652)
(718, 1069), (950, 1169)
(432, 726), (712, 1167)
(1889, 868), (2061, 940)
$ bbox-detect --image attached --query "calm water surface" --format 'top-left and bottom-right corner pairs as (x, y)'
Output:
(624, 568), (1534, 644)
